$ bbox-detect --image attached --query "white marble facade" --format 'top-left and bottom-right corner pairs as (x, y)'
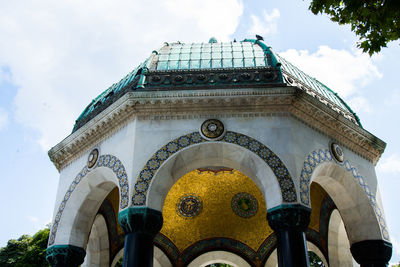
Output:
(47, 85), (389, 266)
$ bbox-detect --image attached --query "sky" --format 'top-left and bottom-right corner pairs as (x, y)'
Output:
(0, 0), (399, 264)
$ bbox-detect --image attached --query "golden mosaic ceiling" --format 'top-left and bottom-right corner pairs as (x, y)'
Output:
(160, 169), (271, 252)
(159, 169), (327, 252)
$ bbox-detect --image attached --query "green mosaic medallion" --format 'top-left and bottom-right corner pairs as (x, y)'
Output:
(231, 192), (258, 218)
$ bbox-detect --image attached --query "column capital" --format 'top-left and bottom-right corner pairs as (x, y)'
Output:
(46, 244), (86, 267)
(118, 207), (163, 236)
(351, 240), (392, 266)
(267, 204), (311, 231)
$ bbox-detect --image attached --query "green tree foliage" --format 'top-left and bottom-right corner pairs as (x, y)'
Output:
(0, 235), (31, 266)
(309, 251), (325, 267)
(309, 0), (400, 55)
(115, 257), (123, 267)
(0, 227), (50, 267)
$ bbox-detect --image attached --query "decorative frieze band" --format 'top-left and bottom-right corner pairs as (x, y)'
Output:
(48, 88), (385, 171)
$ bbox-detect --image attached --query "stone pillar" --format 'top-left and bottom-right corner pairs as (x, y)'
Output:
(118, 207), (163, 267)
(350, 240), (392, 267)
(46, 245), (86, 267)
(267, 204), (311, 267)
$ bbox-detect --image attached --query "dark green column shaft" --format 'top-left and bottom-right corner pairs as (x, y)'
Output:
(118, 207), (163, 267)
(351, 240), (392, 267)
(267, 204), (311, 267)
(46, 244), (86, 267)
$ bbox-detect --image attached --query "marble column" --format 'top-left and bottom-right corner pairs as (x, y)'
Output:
(118, 207), (163, 267)
(46, 244), (86, 267)
(267, 204), (311, 267)
(351, 240), (392, 267)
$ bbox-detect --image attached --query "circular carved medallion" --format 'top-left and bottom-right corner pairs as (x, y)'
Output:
(87, 148), (99, 168)
(177, 195), (202, 218)
(330, 143), (344, 163)
(231, 192), (258, 218)
(200, 119), (225, 140)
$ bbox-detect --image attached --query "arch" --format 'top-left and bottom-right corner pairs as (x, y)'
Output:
(154, 246), (173, 267)
(82, 214), (109, 267)
(110, 247), (172, 267)
(265, 241), (328, 267)
(111, 248), (123, 267)
(180, 237), (256, 266)
(308, 242), (328, 267)
(265, 249), (278, 267)
(187, 251), (251, 267)
(298, 148), (389, 241)
(48, 154), (129, 246)
(328, 209), (354, 267)
(132, 131), (297, 210)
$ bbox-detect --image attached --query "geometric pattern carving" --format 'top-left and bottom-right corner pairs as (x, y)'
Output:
(132, 131), (297, 206)
(48, 154), (129, 246)
(299, 148), (389, 240)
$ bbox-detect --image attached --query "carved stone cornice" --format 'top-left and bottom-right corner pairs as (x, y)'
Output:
(48, 86), (385, 171)
(290, 90), (385, 164)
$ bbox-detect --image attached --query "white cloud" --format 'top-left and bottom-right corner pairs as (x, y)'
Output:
(0, 66), (12, 83)
(389, 237), (400, 266)
(0, 108), (8, 130)
(347, 96), (372, 114)
(248, 8), (280, 37)
(377, 154), (400, 174)
(27, 216), (39, 224)
(384, 91), (400, 107)
(279, 46), (382, 98)
(0, 0), (243, 149)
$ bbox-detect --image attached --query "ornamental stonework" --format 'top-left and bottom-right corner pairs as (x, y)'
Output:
(177, 195), (202, 218)
(200, 119), (225, 140)
(48, 154), (129, 246)
(231, 192), (258, 218)
(132, 131), (297, 206)
(299, 148), (389, 240)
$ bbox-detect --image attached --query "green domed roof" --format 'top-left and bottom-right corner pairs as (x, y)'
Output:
(72, 39), (360, 132)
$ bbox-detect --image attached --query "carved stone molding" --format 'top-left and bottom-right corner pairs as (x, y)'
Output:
(289, 92), (385, 163)
(48, 87), (385, 171)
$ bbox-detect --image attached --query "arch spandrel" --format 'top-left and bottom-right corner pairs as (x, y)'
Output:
(298, 148), (389, 242)
(48, 154), (129, 247)
(187, 250), (251, 267)
(132, 131), (297, 211)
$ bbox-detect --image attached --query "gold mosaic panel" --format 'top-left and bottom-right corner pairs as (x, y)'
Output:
(160, 169), (273, 252)
(309, 183), (327, 232)
(106, 187), (123, 235)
